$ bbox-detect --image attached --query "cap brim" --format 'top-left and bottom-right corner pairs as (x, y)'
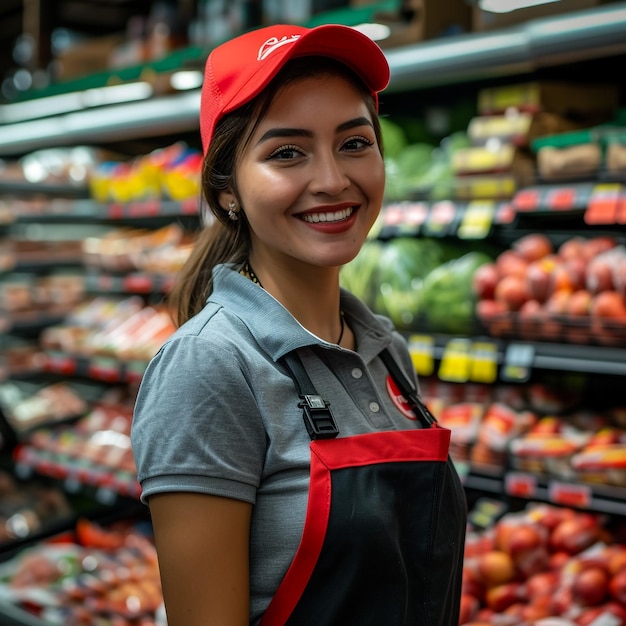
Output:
(289, 24), (390, 95)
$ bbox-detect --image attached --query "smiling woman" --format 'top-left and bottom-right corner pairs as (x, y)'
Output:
(130, 22), (467, 626)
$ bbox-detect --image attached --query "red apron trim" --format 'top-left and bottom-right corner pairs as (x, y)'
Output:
(259, 427), (452, 625)
(312, 426), (450, 471)
(259, 446), (332, 626)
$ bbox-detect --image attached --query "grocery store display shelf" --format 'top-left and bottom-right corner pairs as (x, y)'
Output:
(0, 182), (89, 198)
(409, 333), (626, 379)
(84, 271), (175, 294)
(4, 197), (200, 223)
(1, 2), (625, 155)
(463, 464), (626, 516)
(42, 351), (147, 384)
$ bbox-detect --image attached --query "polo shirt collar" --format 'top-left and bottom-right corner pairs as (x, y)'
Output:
(210, 264), (392, 363)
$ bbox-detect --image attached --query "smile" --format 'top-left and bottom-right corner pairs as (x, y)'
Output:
(300, 207), (354, 223)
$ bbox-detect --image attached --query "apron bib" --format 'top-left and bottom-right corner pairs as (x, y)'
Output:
(260, 349), (467, 626)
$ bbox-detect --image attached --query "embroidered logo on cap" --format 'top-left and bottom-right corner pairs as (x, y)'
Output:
(258, 35), (301, 61)
(386, 375), (417, 421)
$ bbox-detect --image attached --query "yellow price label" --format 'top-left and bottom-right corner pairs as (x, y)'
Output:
(438, 338), (472, 382)
(408, 334), (435, 377)
(470, 341), (498, 383)
(457, 201), (496, 239)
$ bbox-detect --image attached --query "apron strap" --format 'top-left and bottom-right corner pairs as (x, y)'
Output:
(283, 347), (437, 439)
(379, 348), (437, 428)
(282, 352), (340, 440)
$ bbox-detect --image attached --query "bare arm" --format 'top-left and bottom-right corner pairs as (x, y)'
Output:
(148, 492), (253, 626)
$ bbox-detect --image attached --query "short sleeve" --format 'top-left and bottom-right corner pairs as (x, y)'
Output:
(131, 334), (267, 504)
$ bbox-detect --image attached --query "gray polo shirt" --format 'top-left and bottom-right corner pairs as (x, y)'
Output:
(131, 263), (421, 623)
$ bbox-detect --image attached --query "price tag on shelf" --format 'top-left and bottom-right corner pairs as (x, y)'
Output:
(128, 199), (160, 217)
(513, 188), (540, 212)
(43, 351), (77, 376)
(470, 341), (498, 383)
(122, 273), (154, 293)
(494, 202), (516, 225)
(501, 343), (534, 382)
(548, 481), (592, 509)
(180, 197), (200, 215)
(107, 203), (124, 219)
(585, 183), (622, 225)
(87, 357), (121, 382)
(505, 472), (537, 498)
(438, 338), (472, 382)
(408, 334), (435, 377)
(423, 200), (458, 237)
(457, 201), (496, 239)
(546, 186), (577, 211)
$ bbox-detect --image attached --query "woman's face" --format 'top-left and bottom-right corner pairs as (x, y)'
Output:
(230, 72), (385, 272)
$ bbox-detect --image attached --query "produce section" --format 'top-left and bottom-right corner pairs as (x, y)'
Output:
(1, 2), (626, 624)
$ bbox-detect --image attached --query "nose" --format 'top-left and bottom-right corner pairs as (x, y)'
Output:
(308, 152), (350, 196)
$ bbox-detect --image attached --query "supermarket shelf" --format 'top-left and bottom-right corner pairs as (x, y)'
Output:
(411, 333), (626, 378)
(84, 271), (175, 294)
(42, 352), (148, 384)
(464, 465), (626, 516)
(385, 2), (626, 92)
(0, 2), (626, 155)
(5, 197), (200, 222)
(0, 182), (89, 198)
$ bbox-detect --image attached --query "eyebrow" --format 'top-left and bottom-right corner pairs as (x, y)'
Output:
(257, 116), (373, 144)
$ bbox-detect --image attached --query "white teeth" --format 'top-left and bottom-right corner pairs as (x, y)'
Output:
(302, 207), (353, 223)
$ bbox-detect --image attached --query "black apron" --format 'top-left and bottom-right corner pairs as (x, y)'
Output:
(260, 349), (467, 626)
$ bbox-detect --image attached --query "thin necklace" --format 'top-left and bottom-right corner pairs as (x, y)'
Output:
(241, 260), (345, 345)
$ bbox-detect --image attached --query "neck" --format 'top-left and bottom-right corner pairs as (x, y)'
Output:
(242, 258), (346, 345)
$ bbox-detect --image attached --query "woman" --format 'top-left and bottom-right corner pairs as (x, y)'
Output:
(131, 23), (467, 626)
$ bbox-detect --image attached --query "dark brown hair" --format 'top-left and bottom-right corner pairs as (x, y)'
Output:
(168, 56), (384, 326)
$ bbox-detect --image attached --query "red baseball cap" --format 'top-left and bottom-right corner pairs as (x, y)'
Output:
(199, 23), (390, 153)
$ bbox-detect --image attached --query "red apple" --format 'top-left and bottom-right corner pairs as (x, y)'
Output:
(572, 566), (609, 606)
(550, 514), (601, 556)
(559, 236), (587, 261)
(514, 233), (554, 262)
(527, 256), (558, 302)
(525, 571), (560, 598)
(496, 249), (529, 279)
(485, 582), (523, 612)
(583, 236), (618, 261)
(477, 550), (516, 587)
(476, 299), (513, 337)
(586, 254), (616, 293)
(609, 567), (626, 605)
(518, 299), (543, 340)
(459, 593), (480, 625)
(473, 263), (500, 300)
(495, 275), (530, 311)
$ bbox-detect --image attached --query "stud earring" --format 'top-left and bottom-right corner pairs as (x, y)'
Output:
(227, 200), (239, 221)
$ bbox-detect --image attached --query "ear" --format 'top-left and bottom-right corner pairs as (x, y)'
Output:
(218, 190), (235, 211)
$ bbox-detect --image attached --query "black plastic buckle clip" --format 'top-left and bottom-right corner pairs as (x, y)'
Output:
(299, 394), (339, 440)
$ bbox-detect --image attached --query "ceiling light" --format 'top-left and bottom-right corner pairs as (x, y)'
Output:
(352, 23), (391, 41)
(170, 70), (204, 91)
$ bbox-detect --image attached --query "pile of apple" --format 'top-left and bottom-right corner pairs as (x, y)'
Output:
(461, 503), (626, 625)
(473, 233), (626, 346)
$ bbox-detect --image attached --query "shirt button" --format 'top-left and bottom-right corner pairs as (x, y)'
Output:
(369, 402), (380, 413)
(351, 368), (363, 379)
